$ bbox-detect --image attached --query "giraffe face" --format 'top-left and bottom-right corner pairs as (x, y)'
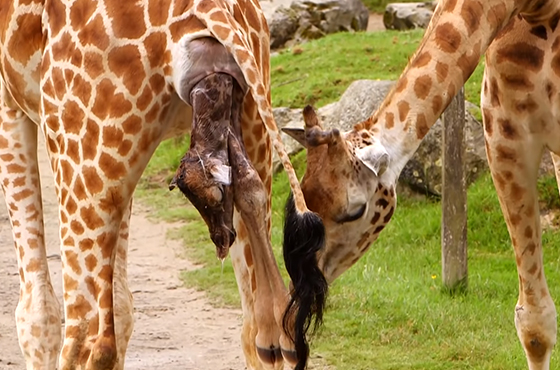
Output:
(284, 106), (396, 282)
(170, 146), (236, 260)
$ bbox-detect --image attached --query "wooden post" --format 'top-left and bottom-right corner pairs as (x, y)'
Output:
(441, 87), (468, 292)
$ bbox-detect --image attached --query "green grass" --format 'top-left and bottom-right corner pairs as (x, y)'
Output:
(271, 31), (485, 109)
(134, 30), (560, 370)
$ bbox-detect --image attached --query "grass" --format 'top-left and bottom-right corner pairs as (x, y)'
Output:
(134, 30), (560, 369)
(271, 31), (485, 109)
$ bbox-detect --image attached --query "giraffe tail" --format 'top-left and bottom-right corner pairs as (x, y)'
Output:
(193, 1), (328, 366)
(282, 193), (327, 370)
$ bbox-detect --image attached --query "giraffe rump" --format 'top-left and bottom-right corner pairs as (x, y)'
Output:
(282, 193), (328, 370)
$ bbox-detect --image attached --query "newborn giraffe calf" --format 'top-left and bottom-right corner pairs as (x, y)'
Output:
(169, 37), (268, 261)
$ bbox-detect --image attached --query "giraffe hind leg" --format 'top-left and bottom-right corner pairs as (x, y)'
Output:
(482, 106), (557, 369)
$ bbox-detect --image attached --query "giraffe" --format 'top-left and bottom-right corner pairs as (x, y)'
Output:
(282, 0), (560, 368)
(0, 1), (324, 369)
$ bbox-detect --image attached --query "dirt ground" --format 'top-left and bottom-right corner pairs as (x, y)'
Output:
(0, 138), (246, 369)
(368, 13), (385, 32)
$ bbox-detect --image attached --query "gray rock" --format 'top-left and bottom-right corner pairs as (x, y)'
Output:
(261, 0), (369, 49)
(399, 105), (487, 197)
(322, 80), (395, 132)
(383, 1), (437, 30)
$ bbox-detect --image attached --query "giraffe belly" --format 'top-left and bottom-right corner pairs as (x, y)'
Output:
(0, 65), (41, 123)
(0, 1), (44, 123)
(172, 37), (248, 106)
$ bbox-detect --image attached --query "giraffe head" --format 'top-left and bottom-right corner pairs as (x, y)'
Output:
(170, 150), (236, 260)
(283, 106), (396, 282)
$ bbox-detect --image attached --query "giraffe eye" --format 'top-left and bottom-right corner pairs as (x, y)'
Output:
(336, 203), (367, 224)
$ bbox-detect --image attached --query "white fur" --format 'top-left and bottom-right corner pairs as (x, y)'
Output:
(210, 164), (232, 185)
(171, 31), (213, 104)
(355, 140), (390, 177)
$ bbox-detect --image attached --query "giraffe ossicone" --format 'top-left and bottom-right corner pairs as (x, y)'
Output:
(0, 1), (325, 369)
(285, 0), (560, 369)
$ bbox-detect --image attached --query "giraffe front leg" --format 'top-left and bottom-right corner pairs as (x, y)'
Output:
(43, 124), (142, 370)
(484, 110), (557, 370)
(113, 201), (134, 370)
(0, 86), (61, 370)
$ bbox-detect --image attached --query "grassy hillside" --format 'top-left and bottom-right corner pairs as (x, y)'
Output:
(270, 30), (485, 109)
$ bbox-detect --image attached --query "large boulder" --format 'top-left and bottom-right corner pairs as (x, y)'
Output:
(321, 80), (395, 131)
(274, 79), (489, 196)
(383, 1), (437, 30)
(260, 0), (369, 49)
(399, 102), (487, 197)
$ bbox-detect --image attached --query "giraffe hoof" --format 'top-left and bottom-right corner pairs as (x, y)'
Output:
(281, 348), (298, 365)
(256, 345), (283, 366)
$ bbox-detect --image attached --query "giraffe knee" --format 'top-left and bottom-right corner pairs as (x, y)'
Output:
(234, 169), (267, 214)
(515, 303), (557, 366)
(90, 334), (117, 370)
(15, 284), (61, 369)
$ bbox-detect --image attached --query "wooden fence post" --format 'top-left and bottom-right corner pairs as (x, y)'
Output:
(441, 87), (468, 292)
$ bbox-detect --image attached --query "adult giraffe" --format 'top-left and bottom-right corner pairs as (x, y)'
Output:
(283, 0), (560, 368)
(0, 0), (324, 369)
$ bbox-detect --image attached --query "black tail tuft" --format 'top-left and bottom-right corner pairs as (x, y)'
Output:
(282, 193), (328, 370)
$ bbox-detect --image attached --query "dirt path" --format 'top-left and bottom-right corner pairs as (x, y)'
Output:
(0, 140), (246, 369)
(367, 13), (385, 32)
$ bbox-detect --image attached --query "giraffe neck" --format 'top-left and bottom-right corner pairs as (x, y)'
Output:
(361, 0), (546, 179)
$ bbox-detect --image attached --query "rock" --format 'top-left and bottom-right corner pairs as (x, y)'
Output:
(266, 6), (300, 49)
(321, 80), (395, 132)
(273, 79), (490, 197)
(260, 0), (369, 49)
(399, 104), (487, 197)
(383, 1), (437, 30)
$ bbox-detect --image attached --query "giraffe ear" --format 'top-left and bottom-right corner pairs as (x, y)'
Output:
(356, 143), (389, 176)
(209, 164), (232, 185)
(282, 127), (308, 148)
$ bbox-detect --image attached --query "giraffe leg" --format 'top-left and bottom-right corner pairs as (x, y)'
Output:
(228, 106), (291, 370)
(0, 85), (62, 370)
(41, 99), (159, 370)
(113, 201), (134, 370)
(229, 220), (262, 370)
(228, 81), (298, 369)
(227, 81), (282, 370)
(484, 109), (557, 370)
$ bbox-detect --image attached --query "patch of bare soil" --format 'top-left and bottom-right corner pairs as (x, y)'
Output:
(367, 13), (386, 32)
(0, 139), (246, 370)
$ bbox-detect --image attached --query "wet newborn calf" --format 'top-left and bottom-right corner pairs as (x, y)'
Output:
(170, 72), (241, 259)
